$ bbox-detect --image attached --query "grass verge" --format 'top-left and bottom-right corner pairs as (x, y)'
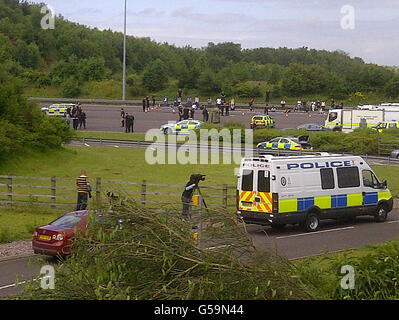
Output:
(0, 206), (62, 243)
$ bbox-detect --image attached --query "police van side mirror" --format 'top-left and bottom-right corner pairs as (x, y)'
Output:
(382, 180), (387, 189)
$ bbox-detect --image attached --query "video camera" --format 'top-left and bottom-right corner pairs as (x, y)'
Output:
(190, 174), (206, 185)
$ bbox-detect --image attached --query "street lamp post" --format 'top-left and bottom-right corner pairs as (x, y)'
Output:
(122, 0), (127, 101)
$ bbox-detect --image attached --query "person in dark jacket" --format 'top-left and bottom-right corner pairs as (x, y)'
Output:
(79, 111), (87, 129)
(182, 106), (190, 120)
(146, 96), (150, 111)
(181, 176), (198, 219)
(202, 106), (209, 122)
(142, 98), (146, 112)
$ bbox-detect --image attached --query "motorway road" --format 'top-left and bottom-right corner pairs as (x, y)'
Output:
(1, 209), (398, 298)
(39, 103), (327, 133)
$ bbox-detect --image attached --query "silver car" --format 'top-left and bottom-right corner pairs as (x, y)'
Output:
(391, 150), (399, 158)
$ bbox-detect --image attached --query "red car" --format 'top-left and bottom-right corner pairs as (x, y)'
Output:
(32, 210), (90, 257)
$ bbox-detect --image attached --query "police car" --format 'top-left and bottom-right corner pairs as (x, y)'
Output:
(250, 115), (275, 129)
(41, 104), (75, 117)
(237, 154), (393, 231)
(160, 119), (202, 135)
(374, 121), (399, 133)
(257, 136), (313, 151)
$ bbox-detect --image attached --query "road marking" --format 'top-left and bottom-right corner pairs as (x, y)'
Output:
(205, 244), (232, 250)
(275, 226), (355, 240)
(388, 220), (399, 224)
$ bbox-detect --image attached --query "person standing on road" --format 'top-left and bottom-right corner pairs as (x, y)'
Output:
(142, 98), (146, 112)
(121, 108), (125, 127)
(79, 110), (87, 129)
(249, 98), (254, 112)
(230, 98), (235, 111)
(182, 106), (190, 120)
(125, 113), (131, 133)
(76, 171), (91, 211)
(202, 105), (209, 122)
(225, 103), (230, 116)
(152, 96), (156, 107)
(178, 104), (183, 121)
(146, 96), (150, 111)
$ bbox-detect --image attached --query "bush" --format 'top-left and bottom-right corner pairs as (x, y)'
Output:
(61, 77), (81, 98)
(296, 241), (399, 300)
(20, 204), (316, 300)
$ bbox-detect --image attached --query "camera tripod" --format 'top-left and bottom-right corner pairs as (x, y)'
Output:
(195, 185), (209, 213)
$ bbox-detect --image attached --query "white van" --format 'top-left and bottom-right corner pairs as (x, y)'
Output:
(237, 154), (393, 231)
(325, 108), (399, 132)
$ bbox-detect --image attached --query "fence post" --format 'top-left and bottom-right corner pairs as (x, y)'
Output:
(51, 176), (56, 207)
(223, 184), (228, 209)
(7, 173), (12, 205)
(96, 177), (102, 208)
(141, 180), (147, 206)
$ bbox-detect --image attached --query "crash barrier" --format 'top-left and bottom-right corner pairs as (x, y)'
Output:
(0, 175), (236, 210)
(28, 97), (294, 110)
(378, 135), (399, 156)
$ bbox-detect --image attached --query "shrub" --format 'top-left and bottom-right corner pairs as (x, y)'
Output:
(20, 205), (316, 300)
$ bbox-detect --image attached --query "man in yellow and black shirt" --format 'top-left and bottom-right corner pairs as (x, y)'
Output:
(76, 171), (91, 210)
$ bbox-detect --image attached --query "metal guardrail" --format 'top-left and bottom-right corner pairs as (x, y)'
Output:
(27, 97), (292, 109)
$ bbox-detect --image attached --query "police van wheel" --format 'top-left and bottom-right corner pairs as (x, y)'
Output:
(374, 204), (388, 222)
(303, 213), (320, 232)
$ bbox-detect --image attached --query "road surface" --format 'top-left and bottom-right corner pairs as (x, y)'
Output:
(1, 209), (398, 298)
(39, 103), (327, 133)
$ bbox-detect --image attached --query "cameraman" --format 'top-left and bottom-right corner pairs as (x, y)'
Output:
(181, 174), (205, 219)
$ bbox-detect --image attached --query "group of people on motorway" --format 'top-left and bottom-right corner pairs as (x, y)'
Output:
(120, 108), (135, 133)
(66, 103), (87, 130)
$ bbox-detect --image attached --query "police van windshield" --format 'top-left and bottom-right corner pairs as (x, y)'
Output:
(328, 112), (338, 122)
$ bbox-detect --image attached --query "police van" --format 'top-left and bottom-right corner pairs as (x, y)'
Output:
(237, 154), (393, 231)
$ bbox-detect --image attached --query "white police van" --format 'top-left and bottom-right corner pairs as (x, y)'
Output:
(237, 154), (393, 231)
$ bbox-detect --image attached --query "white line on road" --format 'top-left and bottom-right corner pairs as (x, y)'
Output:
(275, 226), (355, 240)
(388, 220), (399, 224)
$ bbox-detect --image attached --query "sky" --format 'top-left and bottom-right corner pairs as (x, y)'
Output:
(31, 0), (399, 66)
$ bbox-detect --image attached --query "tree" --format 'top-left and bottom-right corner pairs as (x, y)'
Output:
(142, 59), (168, 92)
(385, 74), (399, 99)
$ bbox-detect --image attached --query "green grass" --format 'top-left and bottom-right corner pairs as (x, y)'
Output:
(0, 146), (238, 186)
(372, 166), (399, 198)
(75, 131), (147, 142)
(0, 207), (62, 243)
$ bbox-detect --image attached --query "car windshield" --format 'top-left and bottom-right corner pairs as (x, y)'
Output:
(253, 117), (263, 120)
(50, 214), (85, 228)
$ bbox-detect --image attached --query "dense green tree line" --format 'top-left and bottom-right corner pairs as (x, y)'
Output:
(0, 0), (398, 101)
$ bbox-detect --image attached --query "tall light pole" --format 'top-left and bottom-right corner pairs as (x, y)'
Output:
(122, 0), (127, 100)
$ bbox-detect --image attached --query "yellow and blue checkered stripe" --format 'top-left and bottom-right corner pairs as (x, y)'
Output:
(279, 191), (392, 213)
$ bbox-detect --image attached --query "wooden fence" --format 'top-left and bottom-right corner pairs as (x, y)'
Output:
(0, 175), (236, 210)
